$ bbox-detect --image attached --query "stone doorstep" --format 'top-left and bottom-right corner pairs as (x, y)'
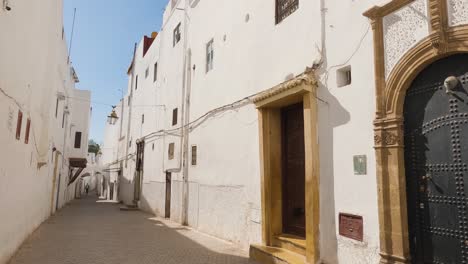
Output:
(119, 204), (139, 211)
(273, 234), (306, 256)
(250, 244), (306, 264)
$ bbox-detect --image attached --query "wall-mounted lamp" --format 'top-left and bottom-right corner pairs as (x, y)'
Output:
(107, 106), (119, 125)
(3, 0), (11, 11)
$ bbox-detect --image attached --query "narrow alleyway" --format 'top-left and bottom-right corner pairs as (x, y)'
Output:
(8, 195), (255, 264)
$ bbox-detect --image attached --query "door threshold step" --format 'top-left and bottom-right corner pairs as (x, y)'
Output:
(250, 244), (305, 264)
(273, 234), (306, 255)
(120, 204), (139, 211)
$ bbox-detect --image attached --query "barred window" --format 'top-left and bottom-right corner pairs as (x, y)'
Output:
(276, 0), (299, 24)
(173, 23), (181, 47)
(206, 39), (214, 73)
(168, 143), (175, 160)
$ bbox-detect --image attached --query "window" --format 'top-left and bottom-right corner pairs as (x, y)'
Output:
(25, 119), (31, 144)
(142, 114), (145, 124)
(172, 108), (178, 126)
(276, 0), (299, 24)
(55, 98), (59, 118)
(206, 39), (214, 73)
(16, 111), (23, 140)
(145, 67), (149, 79)
(154, 62), (158, 82)
(135, 75), (138, 90)
(173, 23), (181, 47)
(191, 145), (197, 166)
(168, 143), (175, 160)
(337, 66), (352, 87)
(74, 132), (82, 149)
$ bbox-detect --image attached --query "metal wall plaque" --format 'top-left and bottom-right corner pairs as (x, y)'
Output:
(339, 213), (363, 241)
(353, 155), (367, 175)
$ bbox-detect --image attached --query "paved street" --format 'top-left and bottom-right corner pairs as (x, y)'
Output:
(8, 195), (255, 264)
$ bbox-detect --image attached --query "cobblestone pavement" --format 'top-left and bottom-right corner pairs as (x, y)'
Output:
(8, 195), (256, 264)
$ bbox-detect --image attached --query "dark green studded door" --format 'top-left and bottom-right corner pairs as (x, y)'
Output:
(404, 54), (468, 264)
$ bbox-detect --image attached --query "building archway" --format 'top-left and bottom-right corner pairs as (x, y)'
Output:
(364, 1), (468, 262)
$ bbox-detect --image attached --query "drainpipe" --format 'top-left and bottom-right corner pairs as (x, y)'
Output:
(178, 0), (191, 226)
(181, 47), (192, 225)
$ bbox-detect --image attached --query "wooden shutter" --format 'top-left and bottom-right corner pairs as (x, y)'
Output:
(25, 119), (31, 144)
(16, 111), (23, 140)
(191, 145), (197, 165)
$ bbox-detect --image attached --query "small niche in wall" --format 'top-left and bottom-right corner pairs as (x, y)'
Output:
(337, 65), (352, 87)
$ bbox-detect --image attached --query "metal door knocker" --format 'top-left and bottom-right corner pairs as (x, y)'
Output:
(444, 76), (458, 94)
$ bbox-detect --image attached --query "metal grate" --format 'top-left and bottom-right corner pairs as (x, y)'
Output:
(276, 0), (299, 24)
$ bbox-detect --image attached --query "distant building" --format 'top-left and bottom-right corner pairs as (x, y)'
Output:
(102, 0), (468, 263)
(0, 1), (91, 263)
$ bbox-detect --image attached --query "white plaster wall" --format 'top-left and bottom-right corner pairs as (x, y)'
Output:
(0, 0), (90, 262)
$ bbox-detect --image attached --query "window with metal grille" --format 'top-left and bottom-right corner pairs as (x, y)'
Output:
(206, 39), (214, 73)
(154, 62), (158, 82)
(168, 143), (175, 160)
(191, 145), (197, 166)
(16, 111), (23, 140)
(74, 132), (82, 148)
(172, 108), (178, 126)
(25, 119), (31, 144)
(275, 0), (299, 24)
(173, 23), (181, 47)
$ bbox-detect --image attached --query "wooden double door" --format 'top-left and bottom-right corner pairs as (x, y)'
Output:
(281, 103), (306, 237)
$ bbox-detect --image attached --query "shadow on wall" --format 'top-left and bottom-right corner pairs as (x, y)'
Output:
(316, 74), (351, 263)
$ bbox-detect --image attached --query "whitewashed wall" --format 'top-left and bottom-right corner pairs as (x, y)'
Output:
(0, 0), (90, 262)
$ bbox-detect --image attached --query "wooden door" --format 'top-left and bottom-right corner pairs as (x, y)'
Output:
(165, 172), (172, 218)
(281, 103), (306, 237)
(404, 54), (468, 263)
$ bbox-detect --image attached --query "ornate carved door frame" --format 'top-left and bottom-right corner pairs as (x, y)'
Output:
(364, 0), (468, 263)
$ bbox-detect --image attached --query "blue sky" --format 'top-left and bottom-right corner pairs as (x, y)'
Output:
(64, 0), (166, 143)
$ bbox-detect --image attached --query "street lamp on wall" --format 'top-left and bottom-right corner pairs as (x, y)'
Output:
(107, 106), (118, 125)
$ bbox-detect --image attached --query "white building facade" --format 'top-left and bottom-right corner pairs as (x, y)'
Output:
(0, 1), (92, 263)
(102, 0), (468, 263)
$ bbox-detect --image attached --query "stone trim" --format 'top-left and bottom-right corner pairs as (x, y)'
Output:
(364, 1), (468, 263)
(254, 71), (320, 263)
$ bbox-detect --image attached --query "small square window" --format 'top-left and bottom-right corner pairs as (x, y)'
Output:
(191, 145), (197, 166)
(337, 66), (352, 87)
(173, 23), (181, 47)
(168, 143), (175, 160)
(172, 108), (178, 126)
(206, 39), (214, 73)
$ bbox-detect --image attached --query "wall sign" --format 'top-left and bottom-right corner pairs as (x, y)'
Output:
(353, 155), (367, 175)
(339, 213), (363, 241)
